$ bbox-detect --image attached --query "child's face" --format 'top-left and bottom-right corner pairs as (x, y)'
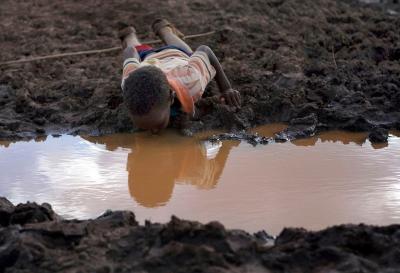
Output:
(132, 103), (171, 134)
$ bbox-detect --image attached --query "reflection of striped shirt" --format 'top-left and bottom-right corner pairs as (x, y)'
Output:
(121, 49), (216, 115)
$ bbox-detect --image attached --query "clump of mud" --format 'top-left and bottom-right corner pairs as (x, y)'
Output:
(1, 197), (400, 273)
(0, 0), (399, 141)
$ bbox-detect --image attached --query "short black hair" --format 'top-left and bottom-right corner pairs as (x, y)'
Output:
(123, 66), (170, 116)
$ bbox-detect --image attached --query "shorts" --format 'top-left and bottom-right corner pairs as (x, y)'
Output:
(135, 44), (192, 61)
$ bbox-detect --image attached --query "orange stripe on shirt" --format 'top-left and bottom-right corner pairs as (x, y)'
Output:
(167, 77), (194, 115)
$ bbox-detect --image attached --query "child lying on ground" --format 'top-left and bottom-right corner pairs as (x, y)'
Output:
(119, 19), (240, 133)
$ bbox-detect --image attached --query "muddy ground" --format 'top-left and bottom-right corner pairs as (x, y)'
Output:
(0, 0), (399, 141)
(1, 197), (400, 273)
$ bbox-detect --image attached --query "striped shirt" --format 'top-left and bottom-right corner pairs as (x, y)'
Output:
(121, 48), (216, 115)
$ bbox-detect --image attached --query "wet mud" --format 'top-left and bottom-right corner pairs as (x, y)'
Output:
(0, 0), (400, 142)
(1, 198), (400, 273)
(207, 132), (272, 146)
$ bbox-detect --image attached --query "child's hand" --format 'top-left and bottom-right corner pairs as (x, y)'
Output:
(221, 89), (241, 108)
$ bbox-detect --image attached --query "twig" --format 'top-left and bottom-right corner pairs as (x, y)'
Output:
(0, 31), (216, 66)
(331, 45), (337, 70)
(0, 47), (121, 66)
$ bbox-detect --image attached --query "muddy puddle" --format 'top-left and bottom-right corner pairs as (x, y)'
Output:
(1, 124), (400, 235)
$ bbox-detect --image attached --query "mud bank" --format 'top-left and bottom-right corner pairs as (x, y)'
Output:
(0, 197), (399, 273)
(0, 0), (399, 141)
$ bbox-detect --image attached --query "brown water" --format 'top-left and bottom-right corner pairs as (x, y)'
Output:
(1, 125), (400, 235)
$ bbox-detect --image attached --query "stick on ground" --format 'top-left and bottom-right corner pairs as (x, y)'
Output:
(332, 45), (338, 70)
(0, 31), (216, 66)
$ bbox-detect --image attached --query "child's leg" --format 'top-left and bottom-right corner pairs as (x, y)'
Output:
(124, 34), (141, 48)
(119, 26), (143, 61)
(156, 26), (193, 54)
(120, 27), (141, 49)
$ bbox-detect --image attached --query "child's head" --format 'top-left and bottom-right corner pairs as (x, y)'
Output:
(123, 66), (173, 132)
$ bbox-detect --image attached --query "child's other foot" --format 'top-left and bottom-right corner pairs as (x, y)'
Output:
(152, 18), (185, 38)
(118, 25), (137, 42)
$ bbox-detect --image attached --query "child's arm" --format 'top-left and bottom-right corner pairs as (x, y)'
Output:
(196, 45), (241, 108)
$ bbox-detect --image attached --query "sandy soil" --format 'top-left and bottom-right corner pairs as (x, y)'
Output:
(0, 0), (399, 142)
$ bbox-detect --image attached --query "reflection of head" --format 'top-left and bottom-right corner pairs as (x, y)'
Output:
(82, 133), (175, 207)
(127, 143), (176, 207)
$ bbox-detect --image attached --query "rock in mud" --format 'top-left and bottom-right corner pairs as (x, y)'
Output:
(275, 113), (318, 142)
(0, 197), (15, 227)
(368, 127), (389, 143)
(207, 131), (271, 146)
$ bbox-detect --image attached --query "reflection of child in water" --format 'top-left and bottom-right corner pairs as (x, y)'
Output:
(84, 132), (237, 208)
(127, 133), (236, 207)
